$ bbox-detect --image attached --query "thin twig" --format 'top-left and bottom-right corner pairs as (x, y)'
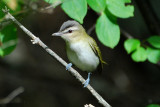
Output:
(0, 87), (24, 104)
(40, 1), (62, 11)
(120, 28), (133, 39)
(2, 7), (111, 107)
(0, 9), (29, 30)
(87, 24), (95, 35)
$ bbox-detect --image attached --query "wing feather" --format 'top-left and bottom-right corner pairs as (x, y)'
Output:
(87, 35), (107, 72)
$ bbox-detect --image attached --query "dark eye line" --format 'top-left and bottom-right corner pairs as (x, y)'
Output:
(63, 29), (77, 34)
(68, 29), (72, 33)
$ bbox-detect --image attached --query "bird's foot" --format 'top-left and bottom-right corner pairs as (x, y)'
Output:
(83, 78), (90, 88)
(66, 63), (72, 71)
(31, 37), (40, 44)
(83, 73), (91, 88)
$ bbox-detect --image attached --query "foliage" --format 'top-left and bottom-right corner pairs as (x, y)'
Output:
(44, 0), (160, 64)
(124, 39), (140, 54)
(87, 0), (106, 13)
(147, 46), (160, 64)
(124, 37), (160, 64)
(0, 0), (22, 57)
(45, 0), (134, 48)
(147, 36), (160, 49)
(131, 47), (147, 62)
(0, 0), (159, 64)
(96, 12), (120, 48)
(44, 0), (60, 4)
(0, 24), (17, 56)
(106, 0), (134, 18)
(61, 0), (87, 24)
(147, 104), (160, 107)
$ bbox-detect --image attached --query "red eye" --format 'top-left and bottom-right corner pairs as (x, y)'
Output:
(68, 30), (72, 33)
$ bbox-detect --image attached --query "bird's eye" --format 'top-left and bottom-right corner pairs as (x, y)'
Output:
(68, 30), (72, 33)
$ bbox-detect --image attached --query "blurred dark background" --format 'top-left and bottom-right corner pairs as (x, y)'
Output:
(0, 0), (160, 107)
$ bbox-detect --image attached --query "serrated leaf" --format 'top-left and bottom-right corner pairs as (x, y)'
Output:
(106, 0), (134, 18)
(147, 104), (160, 107)
(87, 0), (106, 13)
(146, 47), (160, 64)
(96, 12), (120, 48)
(124, 39), (140, 54)
(147, 36), (160, 49)
(131, 47), (147, 62)
(61, 0), (87, 24)
(0, 24), (17, 56)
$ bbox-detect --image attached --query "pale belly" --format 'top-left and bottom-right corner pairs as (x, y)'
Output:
(66, 42), (99, 72)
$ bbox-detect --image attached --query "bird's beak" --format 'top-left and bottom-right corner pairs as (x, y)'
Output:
(52, 32), (62, 36)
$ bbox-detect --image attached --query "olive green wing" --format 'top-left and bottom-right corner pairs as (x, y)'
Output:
(87, 36), (107, 72)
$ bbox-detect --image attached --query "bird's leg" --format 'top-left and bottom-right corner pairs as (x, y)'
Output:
(66, 63), (72, 71)
(83, 72), (91, 88)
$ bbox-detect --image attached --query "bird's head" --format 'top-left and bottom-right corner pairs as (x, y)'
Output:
(52, 20), (86, 42)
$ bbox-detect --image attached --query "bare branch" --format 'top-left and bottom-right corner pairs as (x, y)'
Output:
(0, 87), (24, 104)
(2, 8), (111, 107)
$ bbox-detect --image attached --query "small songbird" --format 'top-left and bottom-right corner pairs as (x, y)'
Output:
(52, 20), (106, 87)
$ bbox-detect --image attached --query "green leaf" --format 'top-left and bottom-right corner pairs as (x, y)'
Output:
(124, 39), (140, 54)
(0, 1), (6, 18)
(44, 0), (57, 4)
(147, 47), (160, 64)
(87, 0), (106, 13)
(61, 0), (87, 24)
(0, 24), (17, 56)
(106, 0), (134, 18)
(147, 36), (160, 49)
(44, 0), (62, 8)
(147, 104), (160, 107)
(131, 47), (147, 62)
(96, 12), (120, 48)
(44, 0), (61, 4)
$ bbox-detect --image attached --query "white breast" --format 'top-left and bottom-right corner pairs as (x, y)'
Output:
(66, 41), (99, 72)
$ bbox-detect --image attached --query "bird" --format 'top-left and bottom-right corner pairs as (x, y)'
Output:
(52, 20), (106, 87)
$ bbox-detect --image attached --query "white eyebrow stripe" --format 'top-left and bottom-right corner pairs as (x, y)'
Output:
(63, 26), (78, 33)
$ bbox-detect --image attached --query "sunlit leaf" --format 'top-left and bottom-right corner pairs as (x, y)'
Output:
(96, 12), (120, 48)
(131, 47), (147, 62)
(61, 0), (87, 24)
(147, 47), (160, 64)
(106, 0), (134, 18)
(147, 36), (160, 49)
(87, 0), (106, 13)
(124, 39), (140, 54)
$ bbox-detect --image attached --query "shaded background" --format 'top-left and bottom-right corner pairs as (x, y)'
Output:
(0, 0), (160, 107)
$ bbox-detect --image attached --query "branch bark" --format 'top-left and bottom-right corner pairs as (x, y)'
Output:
(2, 8), (111, 107)
(0, 87), (24, 104)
